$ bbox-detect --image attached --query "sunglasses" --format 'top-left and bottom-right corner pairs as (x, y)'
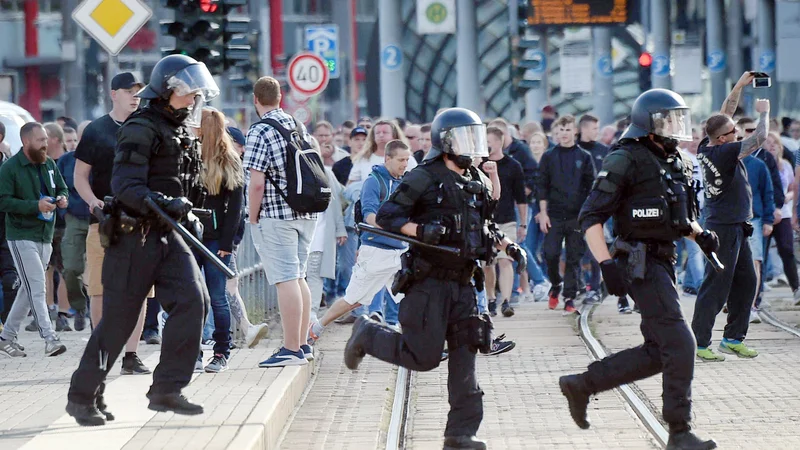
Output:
(745, 127), (756, 133)
(720, 128), (737, 138)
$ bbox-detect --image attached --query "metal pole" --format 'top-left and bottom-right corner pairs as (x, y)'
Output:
(378, 0), (405, 118)
(63, 0), (86, 121)
(707, 0), (727, 110)
(727, 0), (744, 82)
(524, 32), (548, 123)
(650, 0), (671, 89)
(332, 0), (354, 126)
(757, 0), (778, 110)
(104, 53), (118, 113)
(456, 0), (481, 115)
(592, 27), (613, 125)
(249, 0), (271, 77)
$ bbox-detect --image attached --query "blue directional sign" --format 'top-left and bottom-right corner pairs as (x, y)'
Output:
(707, 50), (727, 73)
(382, 44), (403, 71)
(528, 50), (547, 74)
(652, 55), (670, 77)
(596, 55), (613, 77)
(305, 25), (340, 79)
(760, 50), (776, 73)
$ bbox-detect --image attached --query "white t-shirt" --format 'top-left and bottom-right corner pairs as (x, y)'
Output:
(310, 212), (327, 253)
(348, 152), (418, 183)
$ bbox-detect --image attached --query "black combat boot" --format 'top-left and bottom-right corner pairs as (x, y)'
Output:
(559, 374), (591, 429)
(443, 435), (487, 450)
(667, 424), (717, 450)
(66, 400), (106, 426)
(146, 392), (204, 415)
(344, 315), (377, 370)
(96, 396), (115, 421)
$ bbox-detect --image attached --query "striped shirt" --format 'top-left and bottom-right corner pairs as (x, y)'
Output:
(243, 108), (320, 221)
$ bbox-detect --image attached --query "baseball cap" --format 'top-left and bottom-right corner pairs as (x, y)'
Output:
(227, 126), (246, 146)
(350, 127), (368, 138)
(541, 104), (556, 114)
(111, 72), (144, 91)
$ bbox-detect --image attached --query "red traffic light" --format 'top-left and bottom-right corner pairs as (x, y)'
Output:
(639, 52), (652, 67)
(199, 0), (218, 13)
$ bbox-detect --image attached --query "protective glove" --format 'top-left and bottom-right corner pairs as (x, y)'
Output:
(600, 260), (627, 296)
(695, 229), (719, 255)
(506, 243), (528, 274)
(184, 212), (204, 242)
(417, 222), (448, 245)
(148, 193), (193, 220)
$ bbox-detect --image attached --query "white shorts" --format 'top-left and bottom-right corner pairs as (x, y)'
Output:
(343, 245), (406, 306)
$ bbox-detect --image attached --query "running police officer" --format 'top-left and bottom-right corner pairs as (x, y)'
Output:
(559, 89), (718, 450)
(67, 55), (215, 426)
(343, 108), (527, 450)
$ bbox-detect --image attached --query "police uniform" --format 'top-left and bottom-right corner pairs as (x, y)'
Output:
(559, 89), (718, 450)
(67, 55), (216, 426)
(342, 108), (526, 450)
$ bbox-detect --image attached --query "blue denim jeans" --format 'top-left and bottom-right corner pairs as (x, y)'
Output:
(368, 287), (399, 325)
(476, 288), (487, 314)
(681, 237), (705, 291)
(333, 228), (358, 298)
(195, 240), (232, 358)
(523, 204), (547, 285)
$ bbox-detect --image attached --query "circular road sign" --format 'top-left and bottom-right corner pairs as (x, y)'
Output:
(288, 52), (330, 97)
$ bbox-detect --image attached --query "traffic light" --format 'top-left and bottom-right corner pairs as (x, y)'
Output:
(161, 0), (251, 76)
(510, 0), (544, 97)
(638, 51), (652, 93)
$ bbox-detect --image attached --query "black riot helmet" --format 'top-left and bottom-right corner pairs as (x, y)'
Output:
(429, 108), (489, 160)
(137, 54), (220, 102)
(621, 88), (693, 142)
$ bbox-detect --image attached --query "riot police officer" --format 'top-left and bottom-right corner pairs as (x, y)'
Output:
(559, 89), (719, 450)
(343, 108), (527, 450)
(66, 55), (215, 426)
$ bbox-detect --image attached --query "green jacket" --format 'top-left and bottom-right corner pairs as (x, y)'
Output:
(0, 150), (68, 243)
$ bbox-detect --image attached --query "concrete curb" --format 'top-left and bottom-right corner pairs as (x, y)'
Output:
(227, 360), (315, 450)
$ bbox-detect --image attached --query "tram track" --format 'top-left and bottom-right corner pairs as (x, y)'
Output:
(577, 303), (669, 448)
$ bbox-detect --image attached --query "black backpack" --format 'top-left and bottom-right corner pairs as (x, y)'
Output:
(256, 116), (331, 214)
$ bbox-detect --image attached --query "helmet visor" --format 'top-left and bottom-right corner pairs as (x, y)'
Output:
(652, 108), (692, 141)
(166, 63), (220, 101)
(446, 124), (489, 158)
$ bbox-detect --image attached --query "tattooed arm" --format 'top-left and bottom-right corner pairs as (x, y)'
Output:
(720, 72), (756, 117)
(739, 101), (771, 160)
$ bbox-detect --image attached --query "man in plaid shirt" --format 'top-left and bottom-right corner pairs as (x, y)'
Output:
(244, 76), (320, 367)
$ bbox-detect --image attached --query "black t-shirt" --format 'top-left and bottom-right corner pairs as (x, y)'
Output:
(697, 137), (753, 224)
(74, 115), (121, 223)
(481, 155), (526, 224)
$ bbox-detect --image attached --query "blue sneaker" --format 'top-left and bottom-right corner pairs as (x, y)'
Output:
(258, 347), (308, 368)
(300, 344), (314, 361)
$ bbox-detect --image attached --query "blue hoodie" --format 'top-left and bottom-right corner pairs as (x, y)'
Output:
(360, 164), (407, 250)
(743, 155), (775, 224)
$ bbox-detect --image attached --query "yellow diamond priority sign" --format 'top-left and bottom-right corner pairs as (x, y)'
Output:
(72, 0), (152, 56)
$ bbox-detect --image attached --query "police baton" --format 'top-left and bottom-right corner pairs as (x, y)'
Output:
(145, 197), (236, 279)
(357, 223), (461, 255)
(705, 251), (725, 273)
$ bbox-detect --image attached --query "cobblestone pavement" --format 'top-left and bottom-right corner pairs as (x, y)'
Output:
(591, 287), (800, 450)
(403, 303), (659, 450)
(278, 320), (397, 450)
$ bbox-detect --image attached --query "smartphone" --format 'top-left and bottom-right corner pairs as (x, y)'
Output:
(750, 71), (771, 88)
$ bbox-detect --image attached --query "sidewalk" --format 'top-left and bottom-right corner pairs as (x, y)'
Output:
(591, 287), (800, 450)
(0, 327), (311, 450)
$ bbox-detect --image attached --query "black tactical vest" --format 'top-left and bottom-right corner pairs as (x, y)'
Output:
(125, 107), (206, 208)
(412, 160), (495, 262)
(614, 141), (694, 242)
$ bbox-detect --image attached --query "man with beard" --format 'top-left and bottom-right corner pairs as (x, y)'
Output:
(0, 122), (69, 357)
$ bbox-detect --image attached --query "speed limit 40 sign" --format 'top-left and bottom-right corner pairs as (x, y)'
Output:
(287, 52), (330, 97)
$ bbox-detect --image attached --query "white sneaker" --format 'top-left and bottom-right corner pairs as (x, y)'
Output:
(762, 283), (773, 292)
(246, 323), (269, 348)
(45, 337), (66, 357)
(194, 359), (204, 373)
(749, 309), (762, 324)
(201, 339), (215, 350)
(533, 281), (551, 302)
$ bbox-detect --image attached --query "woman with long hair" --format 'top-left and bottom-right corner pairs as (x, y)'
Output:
(196, 108), (245, 373)
(347, 119), (417, 183)
(763, 132), (800, 304)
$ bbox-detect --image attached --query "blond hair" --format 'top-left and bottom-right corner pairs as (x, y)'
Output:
(354, 119), (408, 162)
(200, 109), (244, 196)
(767, 131), (785, 163)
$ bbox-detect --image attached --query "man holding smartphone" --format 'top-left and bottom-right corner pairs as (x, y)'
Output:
(692, 71), (769, 362)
